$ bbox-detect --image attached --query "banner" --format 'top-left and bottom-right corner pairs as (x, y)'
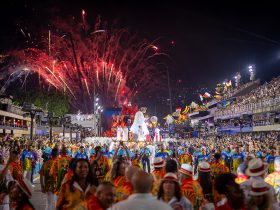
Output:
(203, 92), (211, 98)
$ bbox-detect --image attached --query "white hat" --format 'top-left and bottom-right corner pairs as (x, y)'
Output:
(162, 172), (178, 182)
(198, 161), (211, 172)
(153, 157), (165, 168)
(245, 158), (268, 177)
(246, 153), (255, 160)
(179, 164), (193, 177)
(249, 180), (269, 196)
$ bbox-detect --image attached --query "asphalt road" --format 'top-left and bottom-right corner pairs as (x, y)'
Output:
(30, 175), (47, 210)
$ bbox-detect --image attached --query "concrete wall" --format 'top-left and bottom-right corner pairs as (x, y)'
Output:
(253, 124), (280, 132)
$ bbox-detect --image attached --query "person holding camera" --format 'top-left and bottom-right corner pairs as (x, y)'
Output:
(141, 144), (152, 173)
(113, 141), (131, 162)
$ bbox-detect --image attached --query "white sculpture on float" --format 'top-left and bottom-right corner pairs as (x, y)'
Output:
(130, 107), (149, 141)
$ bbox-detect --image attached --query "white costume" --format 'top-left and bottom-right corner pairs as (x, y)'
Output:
(130, 111), (149, 137)
(123, 127), (129, 141)
(154, 128), (162, 142)
(117, 127), (123, 141)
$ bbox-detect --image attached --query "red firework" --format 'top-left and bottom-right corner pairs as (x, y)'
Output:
(3, 13), (167, 113)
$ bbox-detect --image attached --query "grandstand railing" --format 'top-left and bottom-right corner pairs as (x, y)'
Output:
(214, 95), (280, 118)
(222, 79), (260, 100)
(0, 122), (28, 130)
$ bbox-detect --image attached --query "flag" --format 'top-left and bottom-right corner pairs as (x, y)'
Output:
(190, 101), (199, 109)
(199, 105), (207, 111)
(176, 107), (182, 112)
(224, 85), (228, 92)
(226, 80), (232, 87)
(203, 92), (211, 98)
(182, 106), (189, 114)
(199, 94), (203, 101)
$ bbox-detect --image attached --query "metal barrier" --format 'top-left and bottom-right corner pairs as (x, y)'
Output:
(215, 95), (280, 118)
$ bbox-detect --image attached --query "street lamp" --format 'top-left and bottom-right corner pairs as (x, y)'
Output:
(22, 103), (43, 141)
(46, 112), (59, 143)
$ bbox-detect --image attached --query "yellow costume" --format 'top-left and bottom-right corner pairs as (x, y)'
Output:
(181, 178), (203, 208)
(50, 156), (72, 194)
(113, 175), (126, 203)
(210, 161), (229, 176)
(56, 181), (93, 210)
(151, 170), (165, 196)
(265, 171), (280, 202)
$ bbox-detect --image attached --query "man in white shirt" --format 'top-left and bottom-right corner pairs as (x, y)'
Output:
(110, 170), (172, 210)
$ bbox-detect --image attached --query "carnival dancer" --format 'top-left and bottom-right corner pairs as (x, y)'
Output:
(0, 154), (14, 210)
(237, 153), (255, 175)
(116, 126), (124, 141)
(154, 127), (162, 142)
(235, 166), (248, 185)
(50, 146), (72, 194)
(152, 157), (166, 196)
(266, 149), (277, 174)
(156, 145), (170, 160)
(119, 166), (140, 201)
(9, 178), (35, 210)
(30, 145), (38, 184)
(193, 147), (210, 175)
(179, 164), (203, 209)
(198, 162), (214, 203)
(56, 159), (97, 209)
(178, 147), (193, 166)
(9, 151), (23, 182)
(210, 153), (229, 177)
(40, 148), (58, 210)
(232, 146), (244, 172)
(110, 157), (128, 203)
(90, 146), (110, 183)
(221, 146), (233, 171)
(21, 145), (34, 183)
(265, 157), (280, 202)
(130, 107), (149, 141)
(130, 147), (144, 169)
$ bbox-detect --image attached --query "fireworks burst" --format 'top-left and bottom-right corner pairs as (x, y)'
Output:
(1, 12), (167, 113)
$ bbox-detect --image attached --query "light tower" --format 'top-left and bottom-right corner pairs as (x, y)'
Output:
(248, 65), (255, 81)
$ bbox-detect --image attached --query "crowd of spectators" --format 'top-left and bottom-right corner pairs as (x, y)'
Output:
(216, 76), (280, 117)
(0, 130), (279, 209)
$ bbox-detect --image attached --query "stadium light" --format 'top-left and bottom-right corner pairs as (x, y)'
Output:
(249, 65), (255, 81)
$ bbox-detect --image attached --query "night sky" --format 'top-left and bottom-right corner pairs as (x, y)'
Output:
(0, 0), (280, 115)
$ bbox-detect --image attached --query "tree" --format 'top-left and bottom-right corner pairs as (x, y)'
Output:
(13, 90), (70, 117)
